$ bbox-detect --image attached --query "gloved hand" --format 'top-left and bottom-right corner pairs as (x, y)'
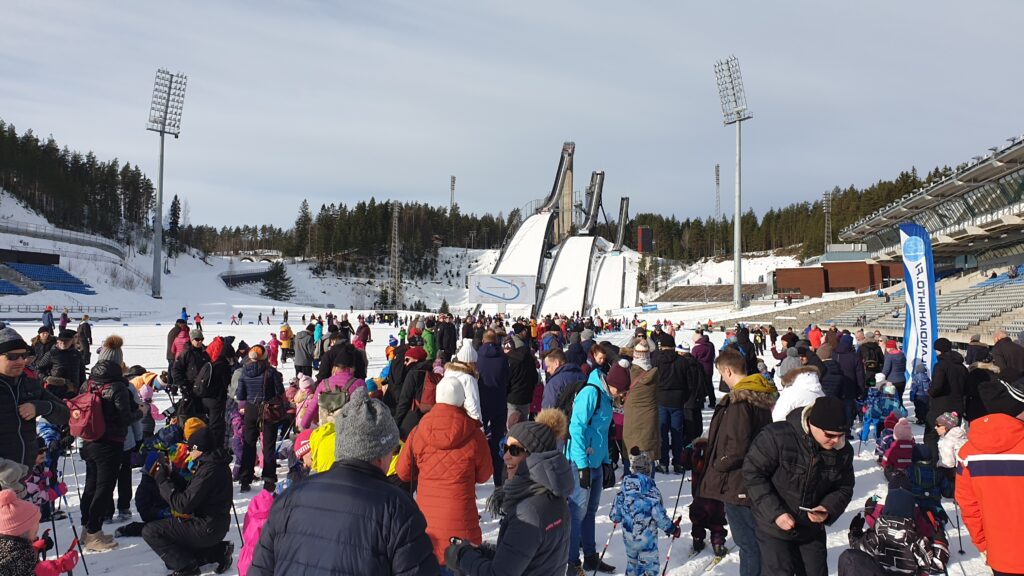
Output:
(848, 513), (865, 538)
(444, 539), (470, 571)
(666, 517), (681, 539)
(579, 468), (591, 489)
(32, 529), (54, 553)
(602, 463), (615, 489)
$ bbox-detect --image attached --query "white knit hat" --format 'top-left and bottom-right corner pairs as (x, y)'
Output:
(435, 376), (465, 408)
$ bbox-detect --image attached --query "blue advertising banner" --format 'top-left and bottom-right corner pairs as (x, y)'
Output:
(899, 222), (938, 381)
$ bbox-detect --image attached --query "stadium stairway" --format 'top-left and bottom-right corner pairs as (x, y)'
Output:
(0, 264), (42, 295)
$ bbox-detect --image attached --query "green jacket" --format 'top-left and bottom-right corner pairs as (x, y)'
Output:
(422, 329), (437, 360)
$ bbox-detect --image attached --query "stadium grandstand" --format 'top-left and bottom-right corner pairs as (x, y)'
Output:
(827, 132), (1024, 342)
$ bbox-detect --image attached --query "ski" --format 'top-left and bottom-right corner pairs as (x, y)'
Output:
(687, 546), (704, 559)
(702, 549), (729, 572)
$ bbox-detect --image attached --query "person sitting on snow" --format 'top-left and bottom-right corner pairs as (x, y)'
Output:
(842, 473), (949, 576)
(609, 449), (681, 576)
(881, 418), (916, 480)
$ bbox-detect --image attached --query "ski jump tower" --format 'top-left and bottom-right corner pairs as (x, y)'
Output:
(479, 142), (638, 318)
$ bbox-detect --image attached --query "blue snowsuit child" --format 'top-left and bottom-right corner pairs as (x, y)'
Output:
(909, 361), (930, 424)
(610, 452), (678, 576)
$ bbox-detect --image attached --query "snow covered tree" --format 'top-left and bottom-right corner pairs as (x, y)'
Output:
(439, 298), (450, 315)
(167, 194), (181, 257)
(261, 261), (295, 301)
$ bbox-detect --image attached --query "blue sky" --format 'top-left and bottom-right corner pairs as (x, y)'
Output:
(2, 1), (1022, 229)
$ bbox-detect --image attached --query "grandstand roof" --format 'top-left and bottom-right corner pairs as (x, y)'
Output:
(839, 133), (1024, 260)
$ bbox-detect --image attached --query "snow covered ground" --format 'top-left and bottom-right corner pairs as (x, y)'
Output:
(6, 320), (984, 576)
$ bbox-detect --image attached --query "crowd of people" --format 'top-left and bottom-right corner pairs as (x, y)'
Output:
(0, 305), (1023, 576)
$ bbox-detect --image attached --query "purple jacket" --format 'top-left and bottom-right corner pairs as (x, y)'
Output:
(691, 336), (715, 378)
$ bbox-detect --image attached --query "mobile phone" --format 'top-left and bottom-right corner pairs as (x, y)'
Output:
(798, 506), (816, 512)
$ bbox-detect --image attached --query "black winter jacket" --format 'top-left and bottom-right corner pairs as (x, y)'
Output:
(394, 360), (433, 439)
(928, 350), (968, 425)
(316, 341), (368, 382)
(172, 345), (211, 396)
(154, 447), (232, 536)
(249, 458), (438, 576)
(85, 360), (135, 445)
(653, 350), (690, 408)
(234, 362), (285, 408)
(742, 405), (854, 541)
(732, 328), (759, 375)
(476, 343), (510, 415)
(506, 343), (538, 406)
(818, 360), (846, 400)
(34, 345), (86, 388)
(207, 358), (233, 401)
(437, 323), (458, 356)
(0, 372), (69, 467)
(456, 451), (574, 576)
(991, 338), (1024, 381)
(697, 386), (775, 507)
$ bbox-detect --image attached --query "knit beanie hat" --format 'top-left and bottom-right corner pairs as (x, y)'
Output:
(297, 373), (315, 391)
(184, 417), (207, 442)
(581, 329), (595, 342)
(294, 429), (313, 459)
(187, 427), (214, 453)
(405, 346), (427, 363)
(606, 359), (631, 392)
(786, 346), (799, 358)
(248, 345), (266, 361)
(388, 335), (398, 347)
(96, 335), (124, 366)
(816, 342), (833, 361)
(628, 447), (654, 477)
(456, 343), (478, 364)
(435, 376), (466, 408)
(334, 387), (399, 463)
(0, 489), (40, 538)
(0, 328), (29, 356)
(808, 396), (846, 432)
(139, 382), (154, 402)
(507, 421), (556, 454)
(883, 411), (900, 430)
(935, 411), (960, 429)
(658, 333), (675, 349)
(934, 338), (952, 354)
(893, 418), (913, 441)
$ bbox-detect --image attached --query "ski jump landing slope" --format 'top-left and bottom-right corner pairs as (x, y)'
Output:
(590, 252), (626, 313)
(538, 236), (595, 317)
(479, 212), (554, 315)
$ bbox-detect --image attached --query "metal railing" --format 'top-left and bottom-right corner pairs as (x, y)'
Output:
(0, 304), (111, 314)
(0, 220), (126, 259)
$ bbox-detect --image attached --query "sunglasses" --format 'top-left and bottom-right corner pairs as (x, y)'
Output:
(822, 431), (844, 441)
(504, 444), (527, 457)
(3, 352), (32, 361)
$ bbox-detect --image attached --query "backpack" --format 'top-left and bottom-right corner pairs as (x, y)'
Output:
(413, 371), (443, 414)
(66, 382), (110, 441)
(555, 380), (599, 421)
(193, 362), (213, 398)
(318, 375), (364, 423)
(279, 328), (289, 341)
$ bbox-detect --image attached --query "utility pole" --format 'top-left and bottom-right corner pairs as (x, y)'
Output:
(823, 190), (832, 253)
(450, 175), (456, 245)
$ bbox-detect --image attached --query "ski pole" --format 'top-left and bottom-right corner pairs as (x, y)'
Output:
(669, 468), (687, 521)
(592, 522), (618, 576)
(660, 515), (683, 576)
(953, 500), (964, 554)
(231, 498), (243, 542)
(68, 444), (83, 504)
(58, 493), (88, 575)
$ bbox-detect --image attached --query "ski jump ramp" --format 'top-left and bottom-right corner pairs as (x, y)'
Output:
(478, 212), (554, 316)
(538, 236), (596, 317)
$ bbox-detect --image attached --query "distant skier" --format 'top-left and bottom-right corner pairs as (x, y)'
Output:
(258, 313), (263, 325)
(194, 313), (204, 331)
(41, 305), (55, 332)
(181, 307), (188, 323)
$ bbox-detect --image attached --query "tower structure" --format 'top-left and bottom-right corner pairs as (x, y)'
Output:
(823, 190), (832, 253)
(389, 203), (402, 307)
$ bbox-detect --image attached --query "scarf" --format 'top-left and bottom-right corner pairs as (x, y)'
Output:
(484, 461), (549, 518)
(633, 356), (651, 370)
(732, 374), (778, 395)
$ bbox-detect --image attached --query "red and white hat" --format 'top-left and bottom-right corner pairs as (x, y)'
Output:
(294, 429), (313, 459)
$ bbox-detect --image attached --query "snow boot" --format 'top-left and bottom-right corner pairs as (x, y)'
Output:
(168, 565), (200, 576)
(656, 464), (670, 474)
(566, 562), (586, 576)
(582, 553), (615, 574)
(240, 483), (251, 493)
(83, 530), (118, 552)
(673, 464), (686, 475)
(713, 543), (728, 557)
(214, 541), (235, 574)
(113, 509), (132, 522)
(691, 538), (706, 554)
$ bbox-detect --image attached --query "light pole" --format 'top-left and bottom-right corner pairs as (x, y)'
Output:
(714, 55), (752, 311)
(146, 68), (188, 299)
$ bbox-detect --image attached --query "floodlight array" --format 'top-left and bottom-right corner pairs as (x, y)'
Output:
(147, 69), (188, 136)
(714, 56), (752, 125)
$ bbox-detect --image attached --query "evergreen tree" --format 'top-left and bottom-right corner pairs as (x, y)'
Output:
(292, 199), (313, 257)
(168, 194), (181, 257)
(261, 261), (295, 301)
(439, 298), (450, 315)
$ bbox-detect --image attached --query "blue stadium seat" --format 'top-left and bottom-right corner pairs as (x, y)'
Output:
(5, 263), (95, 295)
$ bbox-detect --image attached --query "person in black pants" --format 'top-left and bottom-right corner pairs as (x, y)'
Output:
(203, 337), (236, 447)
(79, 357), (133, 552)
(234, 345), (285, 492)
(143, 427), (234, 576)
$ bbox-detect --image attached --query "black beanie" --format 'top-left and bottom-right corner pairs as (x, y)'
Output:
(507, 421), (556, 453)
(808, 396), (847, 432)
(934, 338), (952, 354)
(188, 427), (214, 453)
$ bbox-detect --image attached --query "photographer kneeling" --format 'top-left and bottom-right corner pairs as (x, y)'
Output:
(142, 427), (234, 576)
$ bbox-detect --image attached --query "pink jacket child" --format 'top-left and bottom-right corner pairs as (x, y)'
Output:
(882, 418), (916, 479)
(299, 370), (365, 430)
(171, 329), (189, 360)
(237, 488), (275, 576)
(267, 335), (280, 368)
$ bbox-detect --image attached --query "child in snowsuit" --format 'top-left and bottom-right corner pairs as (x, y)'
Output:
(867, 379), (907, 436)
(934, 412), (967, 486)
(844, 477), (949, 576)
(881, 418), (915, 480)
(682, 438), (728, 557)
(0, 488), (79, 576)
(874, 412), (901, 463)
(909, 361), (930, 425)
(610, 449), (681, 576)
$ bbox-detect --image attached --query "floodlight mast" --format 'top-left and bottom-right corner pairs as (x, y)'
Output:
(146, 68), (187, 299)
(714, 55), (752, 311)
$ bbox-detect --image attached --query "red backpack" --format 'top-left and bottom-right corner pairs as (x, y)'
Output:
(413, 371), (442, 414)
(66, 382), (109, 441)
